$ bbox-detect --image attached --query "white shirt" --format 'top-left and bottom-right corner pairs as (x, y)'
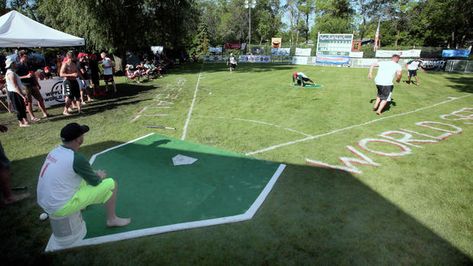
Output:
(102, 57), (113, 75)
(408, 61), (421, 70)
(37, 146), (82, 214)
(375, 61), (402, 86)
(5, 69), (25, 92)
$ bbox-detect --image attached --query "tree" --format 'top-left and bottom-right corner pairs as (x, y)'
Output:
(190, 22), (210, 56)
(313, 0), (354, 34)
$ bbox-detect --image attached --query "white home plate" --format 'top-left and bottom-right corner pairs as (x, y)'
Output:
(172, 154), (198, 166)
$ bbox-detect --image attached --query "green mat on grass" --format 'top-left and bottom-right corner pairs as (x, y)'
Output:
(82, 133), (284, 239)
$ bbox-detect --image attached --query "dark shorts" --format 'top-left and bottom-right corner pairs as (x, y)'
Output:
(376, 85), (393, 101)
(230, 63), (237, 69)
(408, 70), (417, 77)
(63, 79), (81, 100)
(0, 142), (10, 170)
(24, 84), (43, 102)
(103, 75), (114, 82)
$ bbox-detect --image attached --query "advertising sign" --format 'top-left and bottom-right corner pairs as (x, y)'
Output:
(37, 77), (65, 107)
(295, 48), (312, 57)
(271, 38), (282, 48)
(316, 55), (350, 65)
(442, 49), (471, 58)
(209, 47), (223, 53)
(239, 55), (271, 63)
(375, 49), (421, 58)
(316, 33), (353, 56)
(349, 51), (364, 58)
(421, 59), (446, 70)
(271, 48), (290, 56)
(224, 43), (241, 49)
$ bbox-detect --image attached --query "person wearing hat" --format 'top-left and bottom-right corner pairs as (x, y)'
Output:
(368, 54), (402, 115)
(16, 50), (50, 121)
(4, 57), (30, 127)
(60, 51), (83, 116)
(37, 123), (131, 227)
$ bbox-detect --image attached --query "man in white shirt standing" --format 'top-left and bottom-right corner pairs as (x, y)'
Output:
(100, 52), (117, 93)
(368, 54), (402, 115)
(406, 59), (422, 85)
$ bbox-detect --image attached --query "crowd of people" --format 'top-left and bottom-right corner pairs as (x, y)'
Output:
(0, 49), (149, 125)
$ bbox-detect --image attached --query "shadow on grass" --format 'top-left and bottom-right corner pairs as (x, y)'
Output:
(445, 75), (473, 93)
(1, 138), (471, 265)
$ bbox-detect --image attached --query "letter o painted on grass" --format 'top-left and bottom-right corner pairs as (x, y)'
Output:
(358, 138), (412, 157)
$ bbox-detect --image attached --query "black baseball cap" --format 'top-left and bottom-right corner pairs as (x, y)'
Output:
(60, 123), (89, 142)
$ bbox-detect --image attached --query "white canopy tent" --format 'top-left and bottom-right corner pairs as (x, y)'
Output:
(0, 10), (84, 47)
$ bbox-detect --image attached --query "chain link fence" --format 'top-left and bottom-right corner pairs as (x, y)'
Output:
(445, 60), (473, 73)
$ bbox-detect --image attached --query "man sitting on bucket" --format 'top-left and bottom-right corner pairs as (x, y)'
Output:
(292, 72), (315, 87)
(37, 123), (131, 227)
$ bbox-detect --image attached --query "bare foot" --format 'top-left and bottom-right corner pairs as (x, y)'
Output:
(4, 192), (30, 205)
(376, 112), (381, 115)
(107, 217), (131, 227)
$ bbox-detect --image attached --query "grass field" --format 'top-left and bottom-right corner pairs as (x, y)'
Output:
(1, 62), (472, 265)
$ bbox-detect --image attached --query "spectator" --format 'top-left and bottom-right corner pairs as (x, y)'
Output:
(16, 50), (50, 120)
(78, 53), (92, 104)
(100, 52), (117, 93)
(60, 51), (82, 116)
(0, 124), (30, 206)
(4, 58), (29, 127)
(37, 123), (131, 227)
(88, 53), (102, 97)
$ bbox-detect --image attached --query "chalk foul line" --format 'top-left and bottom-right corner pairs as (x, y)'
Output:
(181, 64), (204, 140)
(245, 95), (472, 156)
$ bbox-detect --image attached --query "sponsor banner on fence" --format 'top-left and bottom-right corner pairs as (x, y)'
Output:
(209, 47), (222, 53)
(38, 77), (65, 107)
(421, 59), (446, 71)
(292, 56), (313, 65)
(271, 48), (290, 56)
(349, 51), (364, 58)
(239, 55), (271, 63)
(316, 55), (350, 65)
(316, 33), (353, 56)
(224, 43), (241, 49)
(251, 47), (265, 55)
(295, 48), (311, 57)
(271, 38), (282, 48)
(350, 58), (380, 68)
(376, 49), (421, 58)
(442, 49), (471, 58)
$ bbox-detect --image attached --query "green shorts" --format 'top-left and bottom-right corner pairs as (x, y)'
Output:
(53, 178), (115, 217)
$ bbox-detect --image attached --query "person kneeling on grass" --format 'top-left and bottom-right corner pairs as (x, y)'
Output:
(292, 72), (315, 87)
(37, 123), (131, 227)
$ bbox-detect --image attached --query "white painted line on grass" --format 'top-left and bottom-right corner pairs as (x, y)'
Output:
(198, 116), (312, 137)
(181, 64), (204, 140)
(246, 95), (472, 156)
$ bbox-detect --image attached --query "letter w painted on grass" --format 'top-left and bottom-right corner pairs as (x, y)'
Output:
(306, 146), (379, 174)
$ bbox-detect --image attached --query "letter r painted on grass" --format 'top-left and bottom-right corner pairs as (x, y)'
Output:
(306, 145), (380, 174)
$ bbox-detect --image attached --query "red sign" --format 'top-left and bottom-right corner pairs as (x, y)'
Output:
(224, 43), (241, 49)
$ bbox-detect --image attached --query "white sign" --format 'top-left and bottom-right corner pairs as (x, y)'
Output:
(349, 51), (364, 58)
(375, 49), (421, 58)
(38, 77), (65, 107)
(295, 48), (312, 57)
(316, 33), (353, 56)
(208, 47), (222, 53)
(292, 56), (309, 65)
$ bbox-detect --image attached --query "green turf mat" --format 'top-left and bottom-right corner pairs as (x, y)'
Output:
(81, 133), (284, 240)
(293, 83), (323, 88)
